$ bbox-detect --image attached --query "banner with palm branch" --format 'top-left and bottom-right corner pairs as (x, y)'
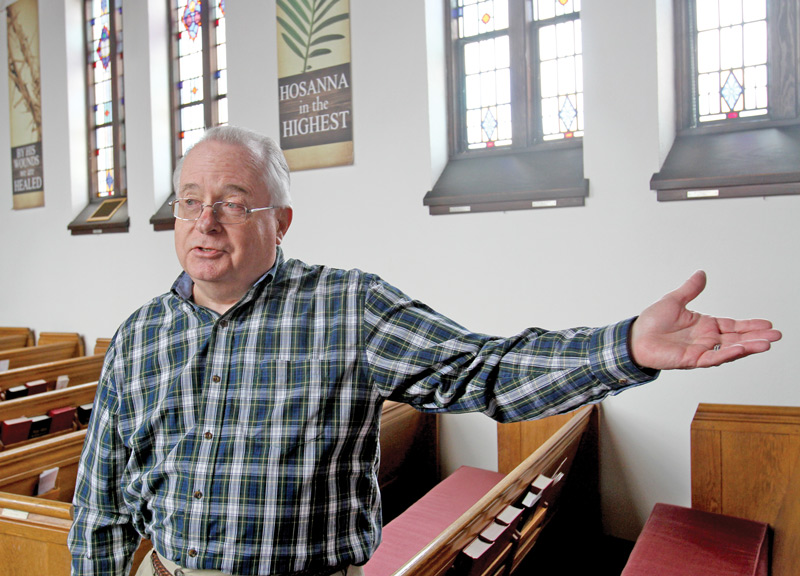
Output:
(276, 0), (353, 170)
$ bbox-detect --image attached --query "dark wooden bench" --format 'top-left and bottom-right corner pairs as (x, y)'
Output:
(364, 405), (596, 576)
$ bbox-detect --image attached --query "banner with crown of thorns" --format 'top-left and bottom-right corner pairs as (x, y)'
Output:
(6, 0), (44, 210)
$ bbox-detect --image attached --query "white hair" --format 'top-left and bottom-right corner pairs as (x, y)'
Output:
(173, 126), (292, 206)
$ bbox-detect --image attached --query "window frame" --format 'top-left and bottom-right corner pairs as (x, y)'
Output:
(424, 0), (588, 216)
(651, 0), (800, 201)
(68, 0), (129, 235)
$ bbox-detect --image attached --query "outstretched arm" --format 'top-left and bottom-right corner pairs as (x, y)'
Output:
(629, 270), (782, 370)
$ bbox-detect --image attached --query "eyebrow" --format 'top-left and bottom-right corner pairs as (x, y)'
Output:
(179, 183), (252, 198)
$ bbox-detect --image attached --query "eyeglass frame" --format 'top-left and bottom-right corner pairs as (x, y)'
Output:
(169, 198), (282, 224)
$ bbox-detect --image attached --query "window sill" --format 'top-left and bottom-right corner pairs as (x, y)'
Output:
(67, 200), (129, 235)
(424, 145), (588, 215)
(651, 124), (800, 201)
(150, 194), (175, 231)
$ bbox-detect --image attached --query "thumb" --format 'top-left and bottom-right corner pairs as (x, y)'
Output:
(669, 270), (707, 308)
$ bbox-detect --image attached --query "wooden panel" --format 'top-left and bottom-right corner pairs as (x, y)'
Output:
(379, 401), (439, 522)
(690, 428), (722, 513)
(691, 403), (800, 575)
(498, 411), (576, 474)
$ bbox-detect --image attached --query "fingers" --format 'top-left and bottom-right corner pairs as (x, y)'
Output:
(714, 317), (782, 342)
(700, 339), (774, 368)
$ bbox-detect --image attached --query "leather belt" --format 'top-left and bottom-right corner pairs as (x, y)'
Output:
(151, 550), (347, 576)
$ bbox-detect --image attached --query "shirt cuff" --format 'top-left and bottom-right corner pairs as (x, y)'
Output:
(589, 317), (660, 391)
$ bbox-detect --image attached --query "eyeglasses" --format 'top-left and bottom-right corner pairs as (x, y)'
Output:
(170, 198), (278, 225)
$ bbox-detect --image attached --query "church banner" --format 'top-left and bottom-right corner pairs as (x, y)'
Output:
(6, 0), (44, 209)
(276, 0), (353, 171)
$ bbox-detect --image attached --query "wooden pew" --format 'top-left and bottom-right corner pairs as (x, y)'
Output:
(0, 382), (98, 451)
(365, 405), (596, 576)
(0, 492), (74, 576)
(0, 333), (85, 371)
(0, 401), (437, 576)
(0, 327), (35, 348)
(0, 334), (31, 352)
(0, 429), (87, 502)
(691, 403), (800, 576)
(0, 353), (104, 400)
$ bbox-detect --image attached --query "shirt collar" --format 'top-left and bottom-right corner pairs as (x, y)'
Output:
(172, 247), (284, 302)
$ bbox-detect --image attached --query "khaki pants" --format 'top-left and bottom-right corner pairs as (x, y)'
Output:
(135, 551), (364, 576)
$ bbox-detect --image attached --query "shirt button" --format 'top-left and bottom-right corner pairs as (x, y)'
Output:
(619, 378), (629, 385)
(204, 431), (213, 440)
(194, 490), (203, 499)
(212, 375), (221, 383)
(219, 320), (228, 329)
(188, 549), (198, 558)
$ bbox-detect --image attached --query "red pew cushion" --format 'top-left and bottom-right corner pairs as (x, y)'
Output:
(364, 466), (505, 576)
(622, 503), (769, 576)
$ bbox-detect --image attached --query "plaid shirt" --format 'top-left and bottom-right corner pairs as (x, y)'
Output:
(69, 249), (655, 575)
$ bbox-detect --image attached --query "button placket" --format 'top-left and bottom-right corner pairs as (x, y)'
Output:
(185, 319), (231, 563)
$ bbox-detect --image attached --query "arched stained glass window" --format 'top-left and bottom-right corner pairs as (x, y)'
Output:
(86, 0), (125, 199)
(172, 0), (228, 160)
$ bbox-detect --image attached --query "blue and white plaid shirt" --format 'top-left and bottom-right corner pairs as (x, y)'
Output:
(69, 248), (656, 575)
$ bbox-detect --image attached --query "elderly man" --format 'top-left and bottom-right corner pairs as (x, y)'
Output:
(68, 126), (781, 576)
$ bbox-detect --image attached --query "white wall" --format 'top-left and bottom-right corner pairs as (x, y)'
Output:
(1, 0), (797, 542)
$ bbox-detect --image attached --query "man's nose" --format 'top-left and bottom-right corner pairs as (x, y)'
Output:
(196, 204), (219, 231)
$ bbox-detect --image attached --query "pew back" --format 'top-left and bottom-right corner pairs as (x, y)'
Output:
(691, 403), (800, 576)
(0, 354), (104, 398)
(0, 327), (35, 348)
(0, 429), (86, 502)
(0, 492), (73, 576)
(0, 333), (84, 371)
(0, 382), (97, 425)
(0, 334), (30, 351)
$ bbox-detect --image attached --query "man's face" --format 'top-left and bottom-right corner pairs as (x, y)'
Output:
(174, 139), (291, 307)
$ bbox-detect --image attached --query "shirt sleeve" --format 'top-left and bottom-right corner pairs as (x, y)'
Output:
(362, 278), (658, 422)
(68, 342), (141, 576)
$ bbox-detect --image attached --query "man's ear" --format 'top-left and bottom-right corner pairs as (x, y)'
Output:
(276, 206), (293, 245)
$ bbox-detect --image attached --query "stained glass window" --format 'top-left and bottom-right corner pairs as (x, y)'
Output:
(455, 0), (512, 150)
(695, 0), (768, 123)
(534, 0), (583, 140)
(451, 0), (582, 153)
(173, 0), (227, 158)
(86, 0), (125, 199)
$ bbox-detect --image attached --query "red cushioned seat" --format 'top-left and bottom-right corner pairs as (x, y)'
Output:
(621, 503), (769, 576)
(364, 466), (505, 576)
